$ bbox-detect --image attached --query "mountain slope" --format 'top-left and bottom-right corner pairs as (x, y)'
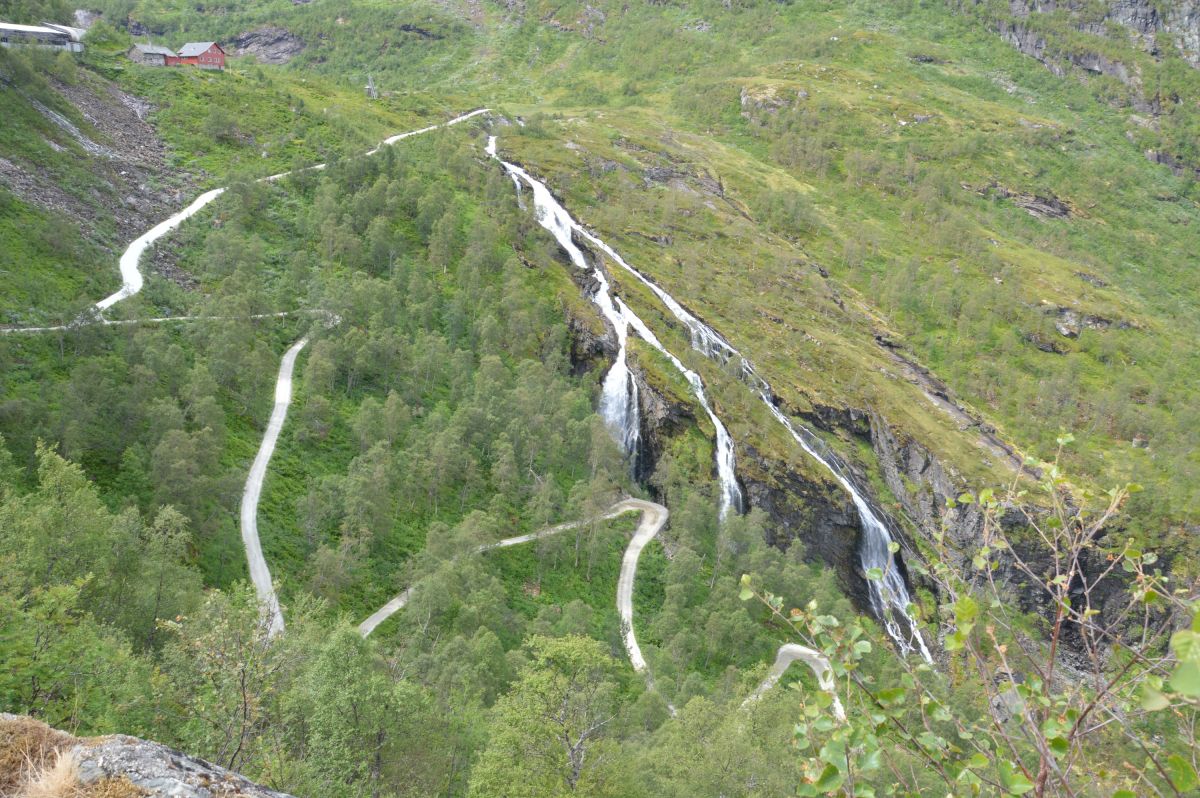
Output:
(0, 2), (1196, 796)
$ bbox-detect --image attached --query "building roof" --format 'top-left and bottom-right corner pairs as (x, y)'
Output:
(130, 42), (177, 56)
(42, 23), (85, 40)
(0, 22), (65, 35)
(178, 41), (222, 57)
(0, 21), (84, 40)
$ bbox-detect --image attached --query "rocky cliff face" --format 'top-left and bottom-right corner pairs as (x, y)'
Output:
(558, 230), (949, 612)
(1006, 0), (1200, 67)
(231, 27), (307, 65)
(1, 714), (295, 798)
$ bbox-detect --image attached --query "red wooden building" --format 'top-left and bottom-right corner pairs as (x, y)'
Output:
(178, 41), (225, 69)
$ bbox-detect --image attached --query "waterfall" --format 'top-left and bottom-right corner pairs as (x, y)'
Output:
(590, 240), (929, 660)
(596, 253), (930, 659)
(757, 394), (932, 661)
(488, 137), (742, 519)
(486, 136), (929, 660)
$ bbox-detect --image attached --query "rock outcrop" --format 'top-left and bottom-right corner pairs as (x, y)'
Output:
(1, 714), (296, 798)
(0, 70), (191, 262)
(1006, 0), (1200, 67)
(230, 26), (306, 65)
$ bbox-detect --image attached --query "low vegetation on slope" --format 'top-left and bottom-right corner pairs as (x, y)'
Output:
(92, 0), (1200, 531)
(1, 0), (1198, 794)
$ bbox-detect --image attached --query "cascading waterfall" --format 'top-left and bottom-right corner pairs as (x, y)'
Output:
(757, 393), (932, 662)
(486, 134), (929, 660)
(487, 136), (742, 519)
(597, 301), (641, 459)
(590, 237), (930, 661)
(590, 247), (929, 661)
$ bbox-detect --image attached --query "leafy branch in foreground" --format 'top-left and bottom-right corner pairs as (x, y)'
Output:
(741, 437), (1199, 797)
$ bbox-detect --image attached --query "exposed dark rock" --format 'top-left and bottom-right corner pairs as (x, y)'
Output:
(1145, 148), (1200, 179)
(230, 26), (306, 65)
(871, 414), (985, 552)
(632, 363), (695, 485)
(1025, 331), (1068, 353)
(873, 335), (1037, 477)
(739, 85), (791, 118)
(586, 157), (623, 177)
(126, 19), (164, 37)
(996, 18), (1162, 114)
(641, 164), (724, 197)
(1075, 270), (1109, 287)
(740, 441), (874, 607)
(909, 52), (945, 64)
(1043, 305), (1135, 337)
(643, 165), (686, 185)
(398, 23), (444, 39)
(149, 239), (200, 291)
(971, 180), (1073, 219)
(74, 9), (102, 28)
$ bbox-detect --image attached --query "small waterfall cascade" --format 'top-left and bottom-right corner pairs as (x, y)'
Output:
(488, 137), (742, 519)
(757, 394), (932, 661)
(603, 270), (929, 659)
(485, 136), (928, 660)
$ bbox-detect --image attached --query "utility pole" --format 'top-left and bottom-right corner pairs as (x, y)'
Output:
(365, 74), (378, 100)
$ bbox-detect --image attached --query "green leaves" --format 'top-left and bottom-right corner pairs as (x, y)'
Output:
(1140, 680), (1170, 712)
(1168, 755), (1200, 793)
(945, 594), (980, 651)
(1168, 662), (1200, 698)
(813, 763), (844, 792)
(999, 761), (1034, 796)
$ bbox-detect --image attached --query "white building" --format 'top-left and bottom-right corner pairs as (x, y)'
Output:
(0, 22), (86, 52)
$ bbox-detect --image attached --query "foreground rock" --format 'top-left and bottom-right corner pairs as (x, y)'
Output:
(1, 714), (296, 798)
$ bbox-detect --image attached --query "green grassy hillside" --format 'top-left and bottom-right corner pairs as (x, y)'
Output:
(90, 0), (1200, 534)
(1, 1), (1197, 795)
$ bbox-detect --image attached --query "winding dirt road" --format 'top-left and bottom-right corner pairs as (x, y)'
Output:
(743, 643), (846, 721)
(240, 337), (307, 638)
(354, 496), (839, 712)
(357, 498), (665, 639)
(228, 110), (841, 710)
(4, 109), (490, 334)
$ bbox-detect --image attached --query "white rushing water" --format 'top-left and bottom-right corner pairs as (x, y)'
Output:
(487, 135), (928, 660)
(487, 136), (742, 519)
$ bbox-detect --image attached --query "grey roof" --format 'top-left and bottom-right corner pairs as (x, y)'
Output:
(131, 43), (176, 56)
(42, 23), (86, 40)
(0, 22), (64, 34)
(178, 41), (219, 56)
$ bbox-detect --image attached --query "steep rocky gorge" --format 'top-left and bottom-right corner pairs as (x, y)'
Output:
(555, 216), (1151, 651)
(554, 226), (949, 613)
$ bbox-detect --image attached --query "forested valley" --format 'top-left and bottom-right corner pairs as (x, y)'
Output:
(1, 0), (1199, 795)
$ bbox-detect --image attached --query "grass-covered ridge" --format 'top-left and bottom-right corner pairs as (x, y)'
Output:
(96, 0), (1199, 530)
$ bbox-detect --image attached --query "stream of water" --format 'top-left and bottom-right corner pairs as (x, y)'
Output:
(487, 135), (929, 659)
(487, 136), (742, 520)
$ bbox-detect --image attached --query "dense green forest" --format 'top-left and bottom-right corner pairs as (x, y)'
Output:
(1, 0), (1199, 795)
